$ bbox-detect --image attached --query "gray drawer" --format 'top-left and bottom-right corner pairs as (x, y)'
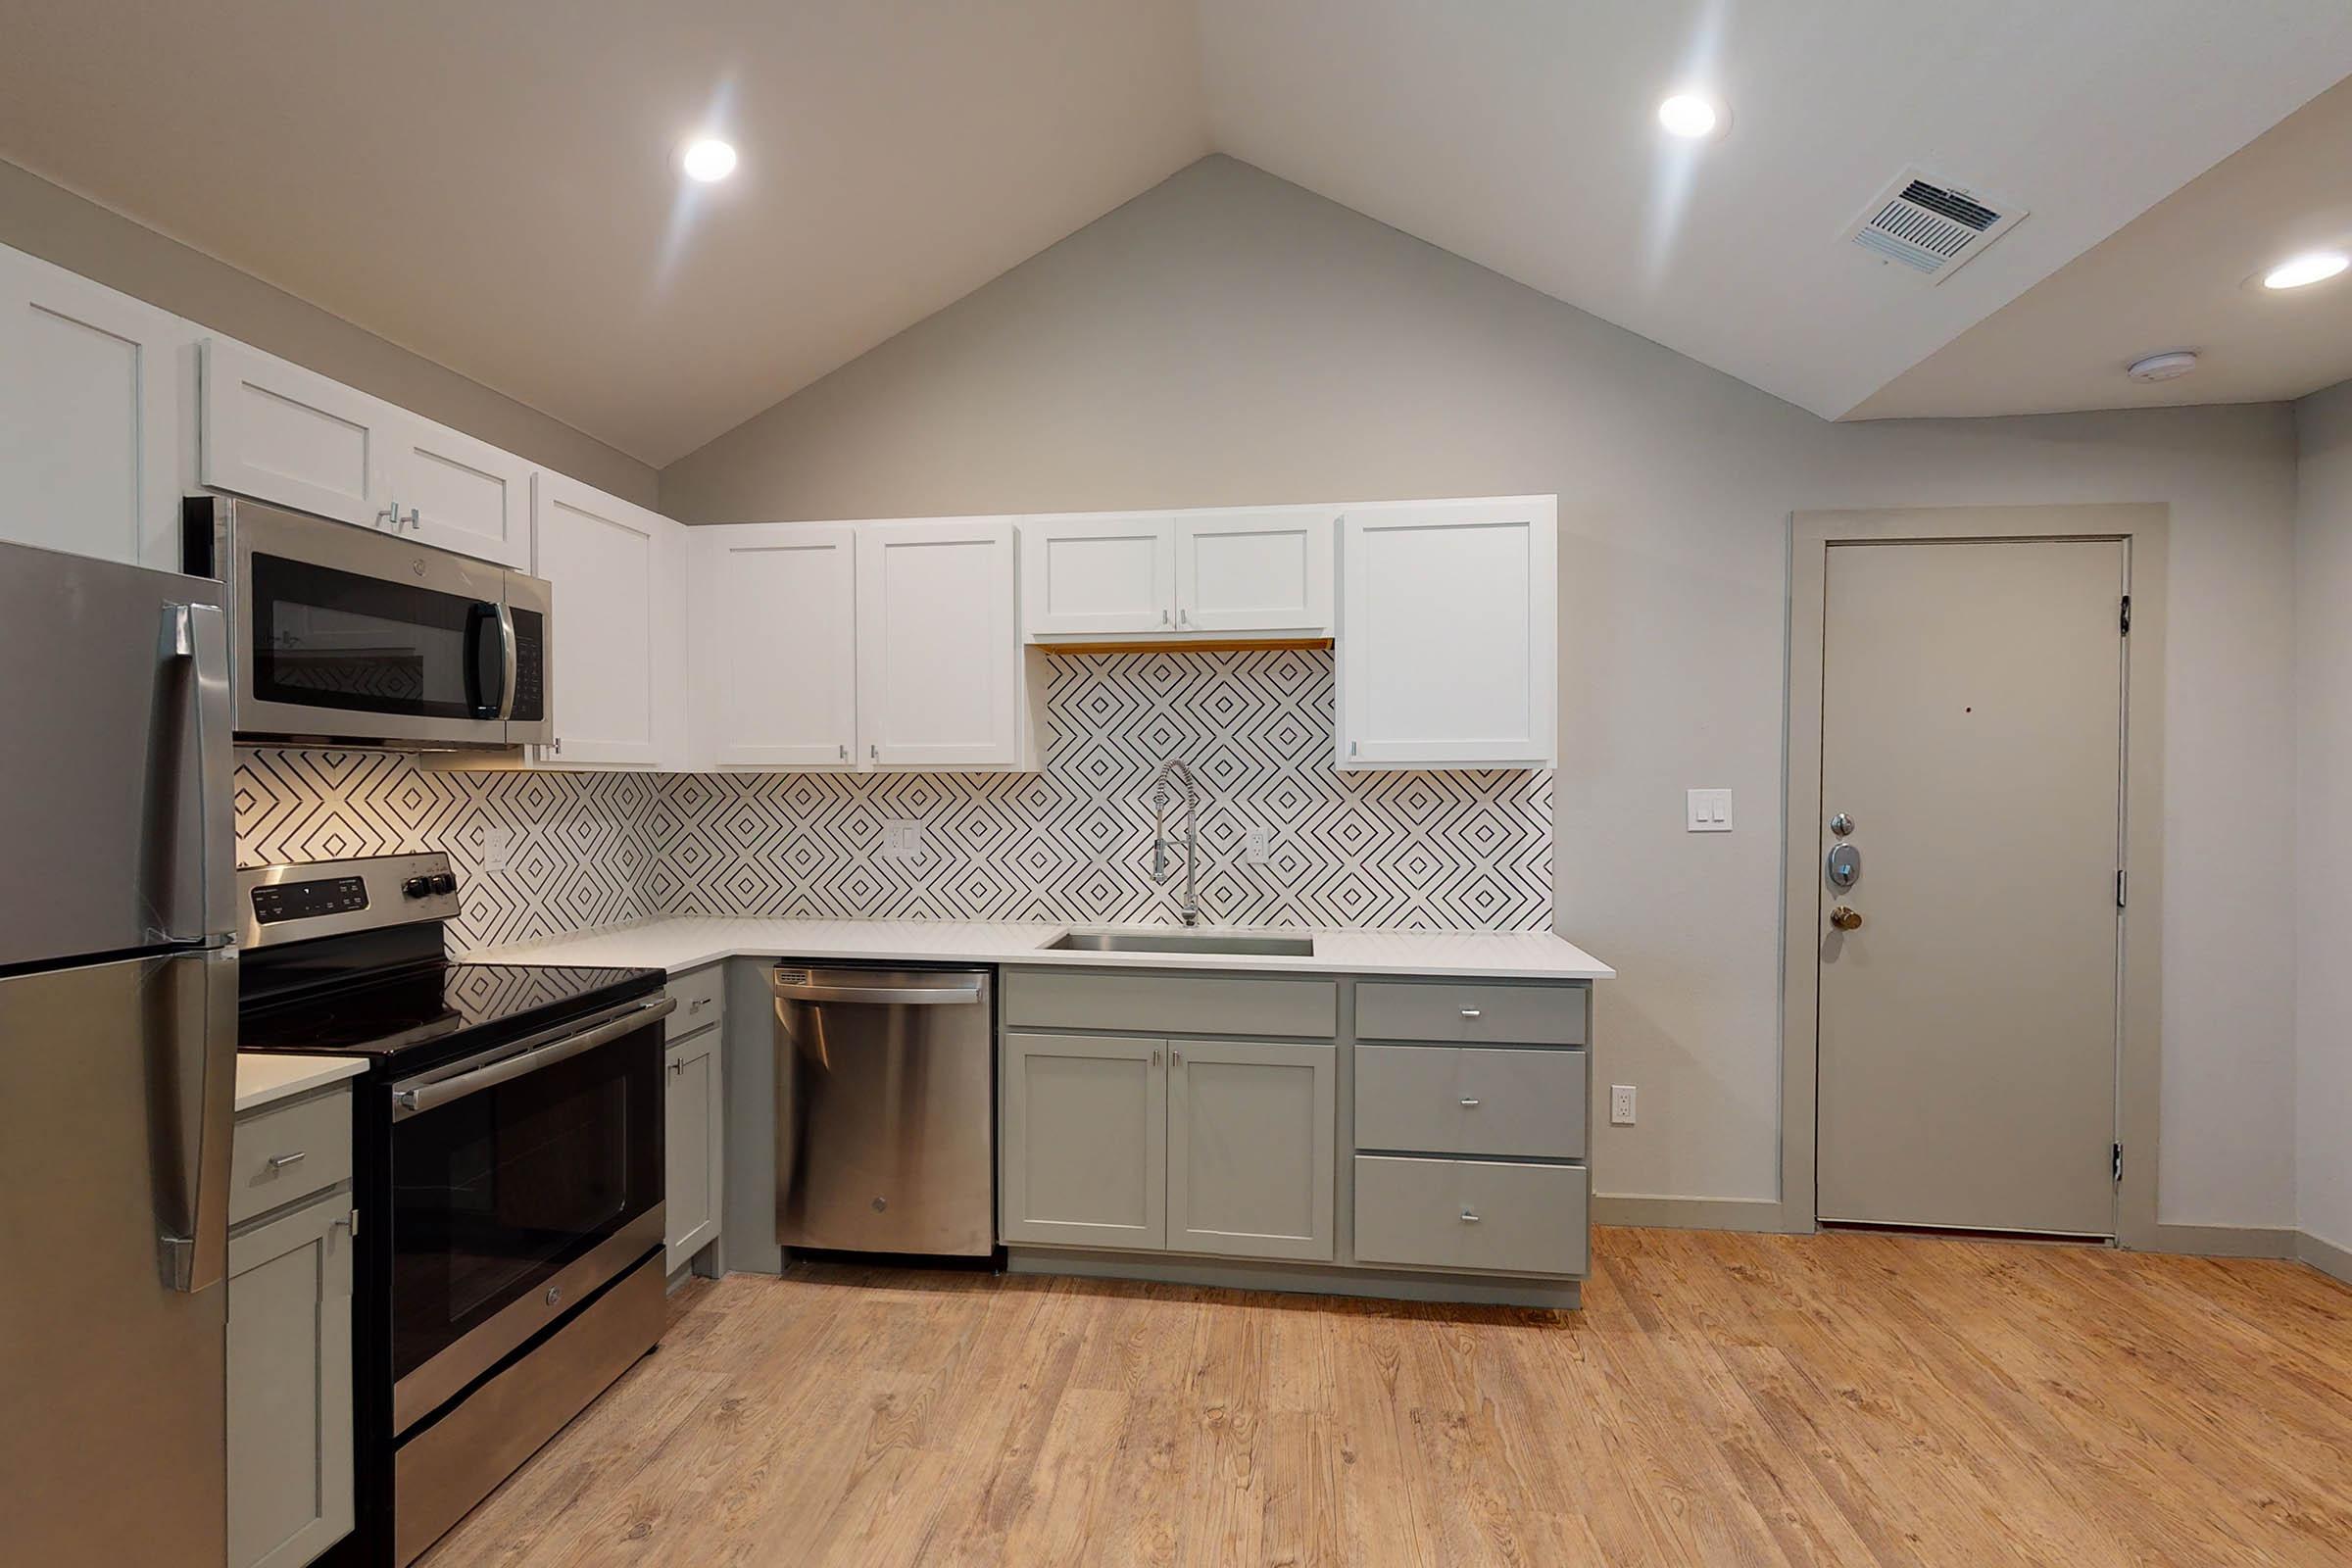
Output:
(1004, 967), (1336, 1038)
(230, 1090), (353, 1226)
(1352, 1155), (1589, 1278)
(665, 963), (725, 1039)
(1355, 1044), (1586, 1158)
(1355, 981), (1585, 1046)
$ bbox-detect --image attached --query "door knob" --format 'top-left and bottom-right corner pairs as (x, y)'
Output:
(1829, 906), (1863, 931)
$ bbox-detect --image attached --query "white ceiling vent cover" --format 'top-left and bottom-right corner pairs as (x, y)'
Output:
(1844, 168), (2024, 283)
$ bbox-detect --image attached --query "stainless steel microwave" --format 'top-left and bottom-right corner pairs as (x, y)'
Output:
(182, 495), (552, 750)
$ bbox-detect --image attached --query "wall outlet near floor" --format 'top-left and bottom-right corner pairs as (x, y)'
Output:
(1243, 824), (1272, 864)
(1686, 788), (1732, 832)
(481, 825), (514, 873)
(877, 819), (928, 858)
(1609, 1084), (1638, 1126)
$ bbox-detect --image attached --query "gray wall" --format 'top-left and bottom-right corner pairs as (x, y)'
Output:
(2294, 378), (2352, 1255)
(0, 158), (656, 506)
(662, 155), (2299, 1230)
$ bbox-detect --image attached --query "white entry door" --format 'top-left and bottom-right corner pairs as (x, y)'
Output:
(1815, 538), (2126, 1237)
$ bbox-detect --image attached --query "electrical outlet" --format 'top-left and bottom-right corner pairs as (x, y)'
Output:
(877, 819), (926, 858)
(482, 825), (514, 873)
(1243, 825), (1271, 864)
(1609, 1084), (1638, 1126)
(1686, 788), (1732, 832)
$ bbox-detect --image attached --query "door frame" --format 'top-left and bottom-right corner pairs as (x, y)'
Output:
(1782, 505), (2166, 1251)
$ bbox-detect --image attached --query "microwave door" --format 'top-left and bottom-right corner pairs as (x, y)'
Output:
(223, 500), (517, 747)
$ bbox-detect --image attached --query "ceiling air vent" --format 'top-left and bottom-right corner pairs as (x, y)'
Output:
(1843, 168), (2024, 283)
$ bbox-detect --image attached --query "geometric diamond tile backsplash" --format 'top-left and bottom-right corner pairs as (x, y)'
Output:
(236, 649), (1551, 952)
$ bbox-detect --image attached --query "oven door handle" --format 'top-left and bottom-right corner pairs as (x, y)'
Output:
(391, 996), (674, 1118)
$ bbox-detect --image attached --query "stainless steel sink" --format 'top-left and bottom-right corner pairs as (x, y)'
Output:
(1047, 930), (1316, 957)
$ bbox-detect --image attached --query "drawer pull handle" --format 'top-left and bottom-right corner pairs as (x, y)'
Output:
(266, 1151), (307, 1171)
(669, 1058), (685, 1076)
(1459, 1097), (1481, 1107)
(1460, 1209), (1482, 1223)
(690, 997), (710, 1011)
(1459, 1008), (1482, 1019)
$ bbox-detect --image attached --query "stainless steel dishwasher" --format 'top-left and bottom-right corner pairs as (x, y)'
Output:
(772, 965), (995, 1257)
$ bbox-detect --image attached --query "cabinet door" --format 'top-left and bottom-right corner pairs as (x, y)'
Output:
(1019, 514), (1175, 637)
(664, 1029), (722, 1271)
(201, 338), (391, 528)
(532, 473), (683, 765)
(1000, 1031), (1166, 1250)
(690, 522), (858, 768)
(1167, 1038), (1335, 1261)
(857, 518), (1026, 768)
(1338, 498), (1557, 768)
(385, 412), (531, 567)
(1174, 509), (1333, 635)
(0, 245), (188, 567)
(227, 1195), (354, 1568)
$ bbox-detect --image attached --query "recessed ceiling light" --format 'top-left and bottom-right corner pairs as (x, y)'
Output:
(1657, 92), (1726, 140)
(681, 137), (738, 183)
(2262, 250), (2348, 290)
(2126, 350), (2198, 383)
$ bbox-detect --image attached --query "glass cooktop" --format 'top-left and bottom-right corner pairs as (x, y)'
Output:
(238, 960), (661, 1058)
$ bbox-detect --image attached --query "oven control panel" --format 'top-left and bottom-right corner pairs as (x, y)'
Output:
(249, 875), (368, 925)
(237, 852), (460, 949)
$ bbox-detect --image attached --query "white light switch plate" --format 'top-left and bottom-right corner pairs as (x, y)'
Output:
(481, 825), (514, 872)
(1610, 1084), (1638, 1125)
(1686, 788), (1732, 832)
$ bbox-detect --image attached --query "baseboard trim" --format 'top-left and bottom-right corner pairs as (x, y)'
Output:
(2137, 1222), (2298, 1259)
(1004, 1247), (1581, 1310)
(2298, 1230), (2352, 1287)
(1591, 1195), (1791, 1233)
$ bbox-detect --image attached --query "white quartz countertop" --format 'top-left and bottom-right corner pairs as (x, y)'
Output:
(462, 916), (1613, 981)
(235, 1054), (368, 1114)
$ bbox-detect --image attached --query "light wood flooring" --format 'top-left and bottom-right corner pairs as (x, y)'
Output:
(419, 1227), (2352, 1567)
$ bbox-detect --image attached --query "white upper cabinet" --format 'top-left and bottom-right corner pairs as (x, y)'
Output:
(202, 338), (392, 528)
(1337, 497), (1557, 770)
(0, 244), (190, 568)
(202, 338), (529, 567)
(1021, 508), (1334, 642)
(1021, 513), (1176, 636)
(1173, 509), (1334, 635)
(689, 522), (859, 768)
(857, 518), (1037, 769)
(384, 414), (531, 567)
(530, 473), (685, 767)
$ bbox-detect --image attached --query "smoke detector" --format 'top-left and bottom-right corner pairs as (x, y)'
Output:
(1844, 168), (2024, 283)
(2126, 351), (2198, 383)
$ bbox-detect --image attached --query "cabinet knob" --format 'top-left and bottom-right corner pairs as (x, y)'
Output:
(402, 507), (420, 531)
(838, 744), (847, 760)
(668, 1058), (684, 1076)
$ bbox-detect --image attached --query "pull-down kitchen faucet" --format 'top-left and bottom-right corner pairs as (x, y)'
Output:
(1149, 759), (1203, 925)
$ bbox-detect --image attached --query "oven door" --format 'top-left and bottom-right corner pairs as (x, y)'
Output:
(227, 500), (518, 747)
(385, 994), (672, 1433)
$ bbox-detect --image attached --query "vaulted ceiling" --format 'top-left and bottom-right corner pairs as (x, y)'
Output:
(2, 1), (2348, 466)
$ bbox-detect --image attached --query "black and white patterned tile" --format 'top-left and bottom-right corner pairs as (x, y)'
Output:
(235, 649), (1551, 945)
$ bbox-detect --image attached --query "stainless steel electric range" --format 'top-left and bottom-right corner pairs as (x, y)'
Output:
(235, 852), (672, 1567)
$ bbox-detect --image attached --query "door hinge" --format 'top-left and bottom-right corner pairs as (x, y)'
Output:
(2116, 869), (2127, 909)
(2119, 594), (2132, 636)
(2112, 1143), (2123, 1184)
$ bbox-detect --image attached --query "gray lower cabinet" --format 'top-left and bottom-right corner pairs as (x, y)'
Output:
(227, 1184), (354, 1568)
(1352, 1154), (1590, 1277)
(1001, 1030), (1166, 1249)
(664, 1025), (723, 1272)
(1168, 1038), (1335, 1260)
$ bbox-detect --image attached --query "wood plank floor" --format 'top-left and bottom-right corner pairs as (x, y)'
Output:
(418, 1228), (2352, 1567)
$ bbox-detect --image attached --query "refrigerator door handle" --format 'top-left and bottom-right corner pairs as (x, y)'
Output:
(155, 947), (239, 1293)
(159, 601), (234, 943)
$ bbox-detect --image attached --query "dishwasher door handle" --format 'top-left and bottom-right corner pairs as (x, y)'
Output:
(771, 978), (986, 1006)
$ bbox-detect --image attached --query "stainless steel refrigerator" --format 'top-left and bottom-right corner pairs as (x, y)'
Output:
(0, 538), (237, 1565)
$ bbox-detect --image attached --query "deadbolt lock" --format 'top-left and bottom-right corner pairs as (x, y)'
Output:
(1829, 906), (1863, 931)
